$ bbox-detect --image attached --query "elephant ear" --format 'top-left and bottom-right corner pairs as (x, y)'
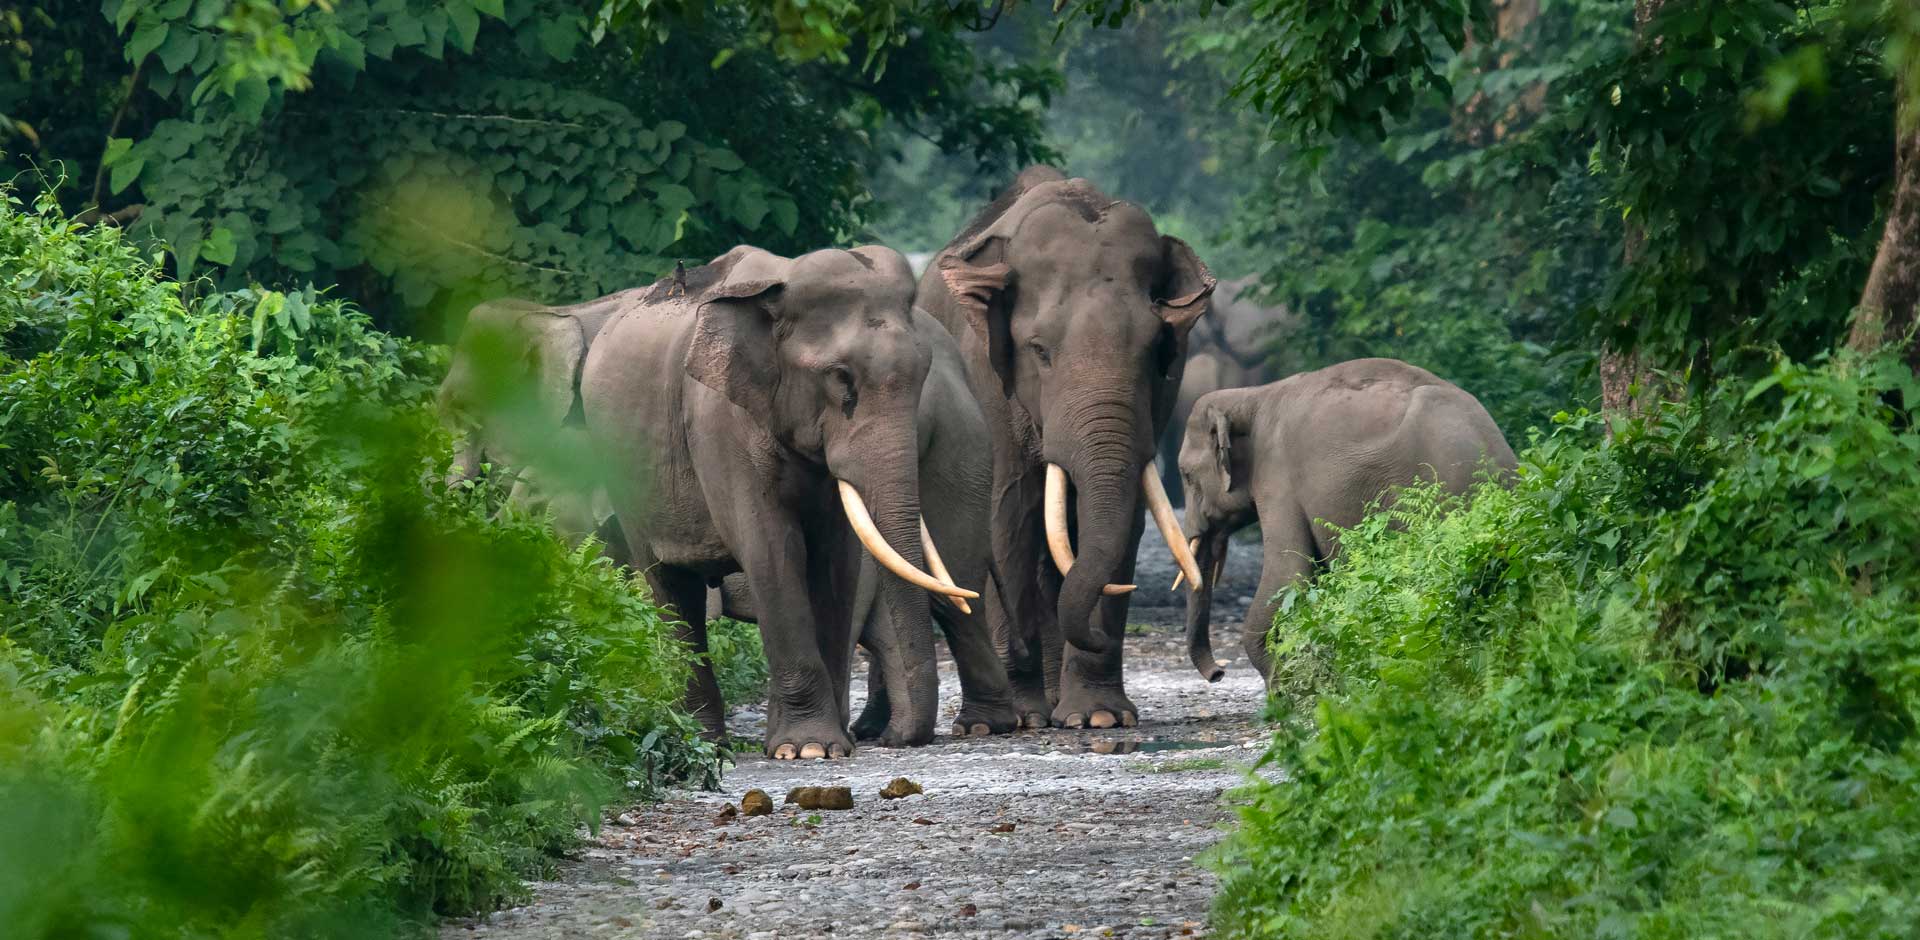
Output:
(1154, 235), (1216, 335)
(518, 311), (590, 427)
(938, 236), (1016, 395)
(685, 250), (790, 415)
(1208, 405), (1234, 492)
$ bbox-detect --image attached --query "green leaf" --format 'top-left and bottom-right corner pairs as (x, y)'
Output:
(202, 226), (237, 266)
(109, 155), (146, 195)
(473, 0), (505, 18)
(650, 183), (695, 212)
(251, 291), (279, 350)
(101, 137), (134, 167)
(446, 1), (480, 53)
(156, 27), (200, 72)
(703, 149), (744, 172)
(231, 78), (269, 123)
(128, 20), (170, 64)
(539, 18), (580, 62)
(770, 200), (798, 236)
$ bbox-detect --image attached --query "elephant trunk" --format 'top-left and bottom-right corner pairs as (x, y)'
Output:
(1186, 532), (1226, 682)
(840, 454), (938, 747)
(1052, 428), (1142, 655)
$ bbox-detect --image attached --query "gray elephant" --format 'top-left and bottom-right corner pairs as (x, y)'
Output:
(920, 166), (1213, 730)
(1158, 275), (1293, 506)
(440, 273), (1017, 752)
(1177, 358), (1518, 683)
(581, 244), (979, 759)
(702, 306), (1021, 741)
(437, 294), (627, 551)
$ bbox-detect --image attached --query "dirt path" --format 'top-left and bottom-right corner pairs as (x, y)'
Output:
(444, 528), (1272, 940)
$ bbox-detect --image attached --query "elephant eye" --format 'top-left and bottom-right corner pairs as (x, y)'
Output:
(1028, 340), (1052, 366)
(825, 365), (857, 404)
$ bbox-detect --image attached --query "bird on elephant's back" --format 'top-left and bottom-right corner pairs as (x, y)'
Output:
(577, 243), (986, 760)
(916, 165), (1214, 731)
(1176, 357), (1518, 686)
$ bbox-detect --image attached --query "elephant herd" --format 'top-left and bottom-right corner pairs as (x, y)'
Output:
(438, 166), (1517, 760)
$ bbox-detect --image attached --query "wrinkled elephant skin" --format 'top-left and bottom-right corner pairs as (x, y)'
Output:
(919, 166), (1216, 730)
(581, 245), (947, 759)
(1178, 358), (1518, 683)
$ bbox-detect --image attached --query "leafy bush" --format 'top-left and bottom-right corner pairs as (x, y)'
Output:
(1215, 351), (1920, 938)
(707, 616), (769, 708)
(0, 187), (718, 937)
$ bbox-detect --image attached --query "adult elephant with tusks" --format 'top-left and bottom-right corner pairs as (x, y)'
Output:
(920, 166), (1213, 730)
(1177, 359), (1518, 685)
(582, 244), (977, 759)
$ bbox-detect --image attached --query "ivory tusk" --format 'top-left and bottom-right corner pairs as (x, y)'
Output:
(1172, 537), (1201, 592)
(838, 481), (979, 600)
(1043, 463), (1138, 596)
(1143, 466), (1203, 591)
(919, 517), (973, 615)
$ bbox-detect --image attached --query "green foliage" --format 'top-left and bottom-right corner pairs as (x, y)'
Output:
(1214, 351), (1920, 938)
(0, 188), (718, 936)
(10, 1), (1054, 337)
(1582, 1), (1892, 372)
(706, 616), (769, 707)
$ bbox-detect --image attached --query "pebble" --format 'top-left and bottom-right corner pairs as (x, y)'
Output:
(435, 527), (1266, 940)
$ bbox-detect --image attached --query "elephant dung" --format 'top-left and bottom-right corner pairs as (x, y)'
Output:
(784, 786), (855, 810)
(740, 789), (774, 816)
(878, 777), (923, 799)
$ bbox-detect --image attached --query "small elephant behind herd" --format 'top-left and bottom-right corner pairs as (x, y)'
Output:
(438, 166), (1518, 760)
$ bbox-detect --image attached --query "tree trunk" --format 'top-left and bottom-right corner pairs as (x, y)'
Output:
(1601, 0), (1671, 418)
(1849, 92), (1920, 373)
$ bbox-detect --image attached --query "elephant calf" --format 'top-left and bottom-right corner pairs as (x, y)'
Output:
(1177, 358), (1518, 683)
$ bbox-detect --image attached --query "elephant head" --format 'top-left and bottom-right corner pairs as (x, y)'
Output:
(685, 245), (965, 732)
(1177, 395), (1257, 682)
(936, 175), (1210, 652)
(438, 298), (591, 487)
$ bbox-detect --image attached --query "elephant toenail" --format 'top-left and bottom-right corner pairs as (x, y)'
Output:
(828, 743), (850, 758)
(1063, 713), (1085, 728)
(1121, 712), (1138, 728)
(773, 744), (797, 760)
(1089, 711), (1117, 729)
(799, 743), (827, 759)
(969, 723), (990, 736)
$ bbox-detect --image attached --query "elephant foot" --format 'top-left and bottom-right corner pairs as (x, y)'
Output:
(875, 718), (936, 749)
(765, 719), (854, 760)
(850, 697), (890, 742)
(1052, 684), (1137, 730)
(1009, 678), (1053, 730)
(951, 701), (1018, 737)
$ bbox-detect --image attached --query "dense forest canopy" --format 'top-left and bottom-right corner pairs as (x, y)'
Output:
(9, 0), (1920, 936)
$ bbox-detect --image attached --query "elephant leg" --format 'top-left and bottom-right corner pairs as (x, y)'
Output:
(850, 642), (891, 740)
(1003, 549), (1064, 729)
(740, 522), (854, 760)
(935, 600), (1018, 736)
(1053, 511), (1144, 730)
(846, 558), (889, 741)
(1245, 506), (1318, 684)
(648, 563), (727, 743)
(809, 524), (861, 745)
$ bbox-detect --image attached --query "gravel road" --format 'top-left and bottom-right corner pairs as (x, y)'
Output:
(443, 525), (1274, 940)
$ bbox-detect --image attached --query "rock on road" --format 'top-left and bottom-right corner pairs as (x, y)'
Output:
(444, 526), (1273, 939)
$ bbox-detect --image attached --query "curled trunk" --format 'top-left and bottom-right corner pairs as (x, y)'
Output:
(1052, 441), (1140, 655)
